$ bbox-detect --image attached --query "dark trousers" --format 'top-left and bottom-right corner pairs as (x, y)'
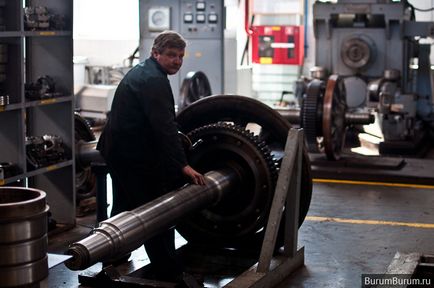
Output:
(107, 162), (184, 281)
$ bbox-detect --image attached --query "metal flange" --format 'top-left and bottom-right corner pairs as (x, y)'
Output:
(323, 75), (347, 160)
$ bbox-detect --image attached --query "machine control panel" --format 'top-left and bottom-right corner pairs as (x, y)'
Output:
(196, 1), (206, 11)
(181, 0), (223, 38)
(148, 6), (171, 32)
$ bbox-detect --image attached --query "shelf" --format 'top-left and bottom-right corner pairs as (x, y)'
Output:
(0, 102), (23, 112)
(25, 95), (73, 108)
(23, 31), (72, 37)
(0, 31), (21, 37)
(0, 159), (73, 186)
(26, 159), (73, 178)
(0, 0), (75, 224)
(0, 174), (23, 186)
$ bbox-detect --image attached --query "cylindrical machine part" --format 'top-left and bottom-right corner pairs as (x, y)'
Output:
(341, 37), (372, 69)
(344, 111), (375, 125)
(310, 66), (327, 80)
(274, 108), (301, 124)
(76, 140), (103, 168)
(275, 108), (374, 125)
(65, 169), (238, 271)
(0, 187), (49, 287)
(384, 69), (400, 81)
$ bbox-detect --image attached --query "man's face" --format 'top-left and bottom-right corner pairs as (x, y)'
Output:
(152, 47), (185, 75)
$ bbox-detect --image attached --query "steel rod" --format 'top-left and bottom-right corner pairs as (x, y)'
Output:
(65, 168), (238, 270)
(275, 108), (374, 125)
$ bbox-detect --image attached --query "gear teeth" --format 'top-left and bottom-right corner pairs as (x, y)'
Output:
(302, 79), (324, 153)
(187, 122), (278, 184)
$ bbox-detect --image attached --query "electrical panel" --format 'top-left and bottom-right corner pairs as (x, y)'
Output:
(251, 25), (304, 65)
(139, 0), (224, 107)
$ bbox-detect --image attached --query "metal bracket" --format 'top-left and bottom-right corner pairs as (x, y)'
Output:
(225, 128), (305, 288)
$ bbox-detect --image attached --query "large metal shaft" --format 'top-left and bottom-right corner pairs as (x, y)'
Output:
(65, 168), (237, 270)
(275, 108), (374, 125)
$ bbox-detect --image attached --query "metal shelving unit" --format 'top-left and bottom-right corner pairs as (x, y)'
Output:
(0, 0), (75, 225)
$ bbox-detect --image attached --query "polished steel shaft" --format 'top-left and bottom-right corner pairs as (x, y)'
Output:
(65, 169), (237, 270)
(275, 108), (374, 125)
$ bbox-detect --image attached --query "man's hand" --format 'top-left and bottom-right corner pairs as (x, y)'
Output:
(182, 165), (205, 185)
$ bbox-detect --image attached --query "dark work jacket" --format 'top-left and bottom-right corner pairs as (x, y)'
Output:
(97, 57), (188, 190)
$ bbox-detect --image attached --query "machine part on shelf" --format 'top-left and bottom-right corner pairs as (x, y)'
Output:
(25, 75), (61, 100)
(74, 113), (97, 201)
(323, 75), (347, 160)
(178, 71), (212, 111)
(176, 95), (312, 227)
(24, 6), (49, 30)
(26, 135), (66, 169)
(24, 6), (65, 31)
(0, 95), (8, 107)
(66, 96), (312, 271)
(0, 187), (49, 287)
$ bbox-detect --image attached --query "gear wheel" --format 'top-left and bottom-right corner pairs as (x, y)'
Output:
(178, 71), (212, 111)
(301, 79), (324, 153)
(177, 122), (278, 248)
(176, 94), (312, 231)
(74, 112), (96, 200)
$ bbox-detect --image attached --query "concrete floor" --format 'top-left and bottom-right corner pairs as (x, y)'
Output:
(45, 175), (434, 288)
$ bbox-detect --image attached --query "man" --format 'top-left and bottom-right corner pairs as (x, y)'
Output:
(97, 30), (205, 284)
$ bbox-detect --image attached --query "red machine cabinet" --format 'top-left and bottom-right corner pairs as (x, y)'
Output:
(251, 25), (304, 65)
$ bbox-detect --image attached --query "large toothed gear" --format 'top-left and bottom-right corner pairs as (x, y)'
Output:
(177, 122), (278, 248)
(301, 79), (324, 153)
(74, 113), (96, 200)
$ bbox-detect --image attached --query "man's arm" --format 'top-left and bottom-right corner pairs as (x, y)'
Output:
(146, 77), (204, 185)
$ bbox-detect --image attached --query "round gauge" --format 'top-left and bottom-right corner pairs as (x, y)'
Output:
(151, 11), (166, 27)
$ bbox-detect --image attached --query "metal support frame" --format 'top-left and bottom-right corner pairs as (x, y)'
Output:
(225, 128), (305, 288)
(78, 129), (306, 288)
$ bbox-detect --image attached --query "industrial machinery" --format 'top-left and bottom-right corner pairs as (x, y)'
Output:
(297, 0), (434, 156)
(140, 0), (224, 107)
(175, 69), (373, 160)
(74, 113), (97, 207)
(66, 95), (312, 286)
(277, 74), (375, 160)
(179, 71), (212, 110)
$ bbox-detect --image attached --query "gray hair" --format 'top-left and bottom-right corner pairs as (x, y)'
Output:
(151, 30), (186, 54)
